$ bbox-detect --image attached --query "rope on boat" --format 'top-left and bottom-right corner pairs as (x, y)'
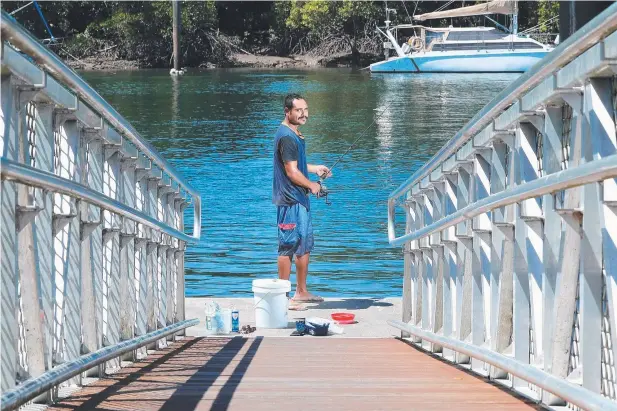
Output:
(518, 15), (560, 35)
(32, 0), (55, 42)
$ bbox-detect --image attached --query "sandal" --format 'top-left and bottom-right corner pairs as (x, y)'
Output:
(292, 295), (324, 303)
(288, 300), (308, 311)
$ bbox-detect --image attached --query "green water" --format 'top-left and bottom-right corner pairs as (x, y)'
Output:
(82, 68), (518, 297)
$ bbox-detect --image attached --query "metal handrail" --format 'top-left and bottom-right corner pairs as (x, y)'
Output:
(389, 2), (617, 200)
(0, 11), (201, 240)
(0, 11), (195, 197)
(388, 320), (617, 411)
(0, 158), (194, 243)
(389, 153), (617, 246)
(0, 319), (199, 411)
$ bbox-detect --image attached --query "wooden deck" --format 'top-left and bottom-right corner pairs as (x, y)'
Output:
(49, 337), (540, 411)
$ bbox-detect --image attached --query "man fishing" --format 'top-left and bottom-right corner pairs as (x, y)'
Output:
(273, 93), (331, 311)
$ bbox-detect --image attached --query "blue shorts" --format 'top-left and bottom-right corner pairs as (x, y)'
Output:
(277, 204), (314, 257)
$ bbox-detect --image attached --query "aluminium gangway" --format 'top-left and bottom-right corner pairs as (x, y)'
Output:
(3, 4), (617, 411)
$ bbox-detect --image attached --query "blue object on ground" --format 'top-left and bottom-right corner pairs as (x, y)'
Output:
(295, 318), (306, 334)
(305, 321), (329, 336)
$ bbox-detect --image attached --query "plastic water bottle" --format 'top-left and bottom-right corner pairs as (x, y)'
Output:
(204, 301), (217, 335)
(231, 308), (240, 333)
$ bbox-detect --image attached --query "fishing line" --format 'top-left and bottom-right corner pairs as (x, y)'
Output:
(323, 100), (394, 178)
(315, 100), (395, 205)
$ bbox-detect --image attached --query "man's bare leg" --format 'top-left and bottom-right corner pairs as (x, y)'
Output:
(292, 253), (323, 302)
(278, 255), (306, 310)
(278, 255), (292, 280)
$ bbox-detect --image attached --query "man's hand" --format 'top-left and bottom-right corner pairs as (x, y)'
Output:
(309, 182), (321, 195)
(285, 161), (324, 195)
(313, 165), (332, 179)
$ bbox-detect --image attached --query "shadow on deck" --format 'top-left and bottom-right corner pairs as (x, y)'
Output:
(48, 337), (541, 411)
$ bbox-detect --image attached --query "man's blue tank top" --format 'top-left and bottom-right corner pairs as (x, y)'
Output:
(272, 124), (310, 211)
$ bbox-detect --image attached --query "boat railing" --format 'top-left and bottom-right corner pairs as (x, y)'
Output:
(527, 32), (560, 46)
(388, 3), (617, 410)
(1, 11), (200, 410)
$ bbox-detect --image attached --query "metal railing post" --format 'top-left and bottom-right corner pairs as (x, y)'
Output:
(57, 119), (83, 386)
(549, 91), (584, 401)
(419, 193), (433, 352)
(166, 184), (180, 328)
(540, 106), (563, 396)
(455, 163), (473, 364)
(17, 91), (47, 384)
(156, 176), (171, 343)
(134, 154), (151, 357)
(442, 174), (458, 360)
(174, 196), (187, 327)
(80, 130), (104, 372)
(1, 76), (20, 393)
(102, 138), (122, 370)
(471, 149), (492, 374)
(511, 121), (533, 392)
(33, 101), (55, 382)
(579, 78), (613, 394)
(429, 183), (445, 351)
(401, 200), (413, 339)
(146, 170), (161, 337)
(489, 139), (514, 380)
(119, 150), (137, 345)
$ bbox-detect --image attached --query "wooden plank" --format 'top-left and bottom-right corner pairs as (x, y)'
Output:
(49, 337), (539, 411)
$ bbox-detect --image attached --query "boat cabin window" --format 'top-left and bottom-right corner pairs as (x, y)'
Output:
(424, 30), (445, 45)
(431, 41), (544, 51)
(446, 29), (507, 41)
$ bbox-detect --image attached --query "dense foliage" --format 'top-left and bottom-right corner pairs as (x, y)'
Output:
(1, 1), (560, 68)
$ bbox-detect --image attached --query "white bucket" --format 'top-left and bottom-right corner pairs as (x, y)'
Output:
(252, 279), (291, 328)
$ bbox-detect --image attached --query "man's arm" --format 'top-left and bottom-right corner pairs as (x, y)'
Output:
(285, 161), (321, 195)
(307, 164), (332, 178)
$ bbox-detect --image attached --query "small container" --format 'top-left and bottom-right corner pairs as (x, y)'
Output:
(218, 309), (232, 335)
(231, 308), (240, 333)
(305, 321), (329, 336)
(295, 318), (306, 334)
(331, 313), (356, 324)
(204, 301), (217, 336)
(205, 315), (214, 334)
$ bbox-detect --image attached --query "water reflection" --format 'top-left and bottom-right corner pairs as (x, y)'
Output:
(83, 69), (518, 297)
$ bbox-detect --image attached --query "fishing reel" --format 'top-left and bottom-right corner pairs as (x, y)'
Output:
(316, 181), (331, 206)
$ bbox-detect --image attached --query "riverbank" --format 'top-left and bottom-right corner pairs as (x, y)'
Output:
(66, 52), (379, 71)
(231, 53), (321, 68)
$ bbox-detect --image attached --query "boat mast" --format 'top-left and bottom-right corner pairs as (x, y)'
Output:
(385, 1), (395, 30)
(171, 0), (184, 76)
(512, 0), (519, 34)
(380, 2), (405, 57)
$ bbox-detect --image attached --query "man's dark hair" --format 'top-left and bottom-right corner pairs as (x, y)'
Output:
(284, 93), (304, 111)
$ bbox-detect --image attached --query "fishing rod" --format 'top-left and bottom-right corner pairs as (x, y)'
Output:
(315, 100), (395, 206)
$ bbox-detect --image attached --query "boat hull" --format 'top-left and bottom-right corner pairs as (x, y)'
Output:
(370, 50), (549, 73)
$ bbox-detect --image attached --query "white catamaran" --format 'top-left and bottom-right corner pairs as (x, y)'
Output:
(370, 0), (553, 73)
